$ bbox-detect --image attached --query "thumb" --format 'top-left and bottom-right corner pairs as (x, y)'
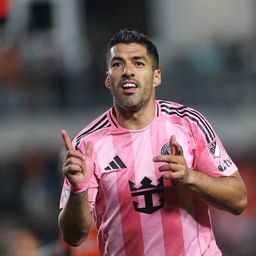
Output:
(169, 135), (183, 156)
(84, 141), (93, 158)
(82, 141), (94, 176)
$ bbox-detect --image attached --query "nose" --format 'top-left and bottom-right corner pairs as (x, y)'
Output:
(122, 62), (134, 76)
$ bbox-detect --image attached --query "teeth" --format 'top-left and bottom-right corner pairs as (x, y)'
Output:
(122, 83), (136, 88)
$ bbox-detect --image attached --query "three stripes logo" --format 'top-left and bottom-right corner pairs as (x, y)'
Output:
(104, 155), (127, 170)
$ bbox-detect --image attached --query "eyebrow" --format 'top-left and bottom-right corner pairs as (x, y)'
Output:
(110, 56), (124, 63)
(110, 55), (147, 63)
(132, 56), (147, 62)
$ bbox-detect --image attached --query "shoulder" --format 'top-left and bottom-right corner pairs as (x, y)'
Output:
(158, 100), (208, 123)
(157, 100), (216, 143)
(157, 100), (201, 122)
(74, 108), (114, 148)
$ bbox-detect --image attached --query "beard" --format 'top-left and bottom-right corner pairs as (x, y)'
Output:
(110, 84), (153, 113)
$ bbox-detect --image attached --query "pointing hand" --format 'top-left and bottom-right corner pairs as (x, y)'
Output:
(61, 129), (94, 194)
(153, 135), (190, 183)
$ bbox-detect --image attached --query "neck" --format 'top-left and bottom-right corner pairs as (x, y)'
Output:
(114, 100), (156, 130)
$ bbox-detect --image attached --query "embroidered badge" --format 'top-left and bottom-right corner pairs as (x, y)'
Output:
(208, 139), (221, 158)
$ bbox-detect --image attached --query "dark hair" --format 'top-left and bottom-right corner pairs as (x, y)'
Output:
(106, 29), (159, 69)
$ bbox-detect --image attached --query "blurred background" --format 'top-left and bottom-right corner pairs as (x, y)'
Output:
(0, 0), (256, 255)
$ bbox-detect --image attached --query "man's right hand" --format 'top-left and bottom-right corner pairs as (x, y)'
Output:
(61, 129), (93, 193)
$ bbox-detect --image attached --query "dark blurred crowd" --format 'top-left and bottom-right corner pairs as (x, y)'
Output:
(0, 148), (100, 256)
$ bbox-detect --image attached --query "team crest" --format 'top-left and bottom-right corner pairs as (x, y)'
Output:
(208, 140), (221, 158)
(161, 143), (170, 155)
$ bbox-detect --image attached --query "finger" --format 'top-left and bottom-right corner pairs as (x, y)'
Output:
(65, 149), (85, 162)
(64, 156), (85, 168)
(153, 155), (180, 163)
(63, 167), (84, 184)
(153, 155), (170, 162)
(61, 130), (74, 150)
(158, 163), (182, 172)
(63, 165), (84, 183)
(84, 141), (93, 158)
(63, 164), (83, 174)
(169, 135), (183, 156)
(163, 171), (184, 180)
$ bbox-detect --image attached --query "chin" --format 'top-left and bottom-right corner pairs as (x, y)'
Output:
(122, 101), (146, 112)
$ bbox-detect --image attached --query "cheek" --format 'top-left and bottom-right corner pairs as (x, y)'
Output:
(142, 70), (155, 83)
(108, 72), (120, 84)
(143, 75), (155, 88)
(108, 80), (117, 91)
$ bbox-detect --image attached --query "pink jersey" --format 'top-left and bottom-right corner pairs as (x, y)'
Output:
(60, 100), (238, 256)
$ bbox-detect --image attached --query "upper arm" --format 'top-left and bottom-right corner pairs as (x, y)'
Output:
(189, 112), (238, 178)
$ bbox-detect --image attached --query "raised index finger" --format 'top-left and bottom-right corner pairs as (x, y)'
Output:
(61, 129), (74, 150)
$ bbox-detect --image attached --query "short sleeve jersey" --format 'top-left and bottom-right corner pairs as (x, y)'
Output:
(60, 100), (237, 256)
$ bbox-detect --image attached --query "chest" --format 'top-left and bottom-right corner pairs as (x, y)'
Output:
(94, 124), (194, 190)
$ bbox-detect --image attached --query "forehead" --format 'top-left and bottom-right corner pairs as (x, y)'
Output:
(109, 43), (148, 59)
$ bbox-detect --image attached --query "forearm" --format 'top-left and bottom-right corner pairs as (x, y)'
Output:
(184, 170), (247, 215)
(58, 191), (92, 246)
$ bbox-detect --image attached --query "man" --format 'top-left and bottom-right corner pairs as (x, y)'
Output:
(58, 29), (247, 256)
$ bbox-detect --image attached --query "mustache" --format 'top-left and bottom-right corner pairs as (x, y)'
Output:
(120, 77), (138, 85)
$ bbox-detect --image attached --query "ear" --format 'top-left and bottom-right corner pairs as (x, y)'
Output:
(153, 69), (161, 88)
(105, 71), (110, 89)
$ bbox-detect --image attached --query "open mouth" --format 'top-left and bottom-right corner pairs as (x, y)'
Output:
(121, 82), (138, 93)
(122, 82), (136, 89)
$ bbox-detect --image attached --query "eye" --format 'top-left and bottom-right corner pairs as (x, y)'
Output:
(135, 61), (145, 67)
(111, 62), (122, 68)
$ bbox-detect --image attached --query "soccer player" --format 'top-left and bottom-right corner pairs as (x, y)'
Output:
(58, 29), (247, 256)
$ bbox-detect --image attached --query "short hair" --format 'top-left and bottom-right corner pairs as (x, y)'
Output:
(106, 29), (159, 69)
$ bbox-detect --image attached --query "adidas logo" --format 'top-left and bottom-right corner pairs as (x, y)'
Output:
(104, 155), (127, 170)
